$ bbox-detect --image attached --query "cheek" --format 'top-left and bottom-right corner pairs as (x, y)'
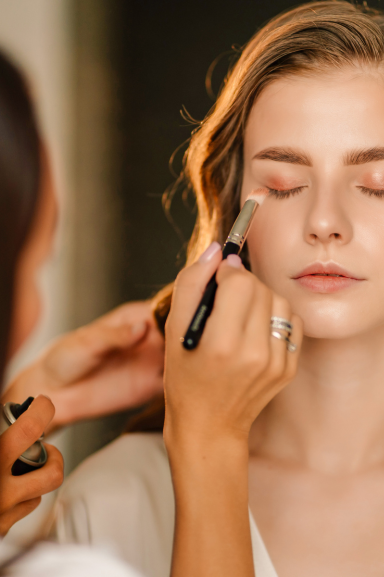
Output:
(246, 207), (294, 283)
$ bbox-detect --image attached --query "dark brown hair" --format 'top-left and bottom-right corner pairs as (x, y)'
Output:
(128, 0), (384, 433)
(0, 52), (41, 387)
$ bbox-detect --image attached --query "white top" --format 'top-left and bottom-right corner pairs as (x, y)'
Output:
(52, 433), (278, 577)
(0, 541), (143, 577)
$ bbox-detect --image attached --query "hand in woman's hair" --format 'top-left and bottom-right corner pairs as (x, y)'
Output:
(2, 301), (164, 434)
(0, 395), (63, 536)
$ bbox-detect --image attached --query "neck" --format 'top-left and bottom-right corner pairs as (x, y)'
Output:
(249, 327), (384, 474)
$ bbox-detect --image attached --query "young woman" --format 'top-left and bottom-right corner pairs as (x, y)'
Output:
(54, 2), (384, 576)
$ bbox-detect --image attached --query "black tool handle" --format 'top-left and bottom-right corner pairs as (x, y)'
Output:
(11, 396), (34, 419)
(182, 242), (240, 350)
(12, 460), (38, 476)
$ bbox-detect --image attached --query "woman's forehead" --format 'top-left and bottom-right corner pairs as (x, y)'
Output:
(244, 69), (384, 162)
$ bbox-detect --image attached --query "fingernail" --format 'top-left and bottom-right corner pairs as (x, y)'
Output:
(226, 254), (242, 268)
(198, 242), (221, 263)
(131, 321), (146, 335)
(37, 394), (52, 402)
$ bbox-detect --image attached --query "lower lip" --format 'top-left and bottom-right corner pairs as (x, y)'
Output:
(295, 275), (362, 293)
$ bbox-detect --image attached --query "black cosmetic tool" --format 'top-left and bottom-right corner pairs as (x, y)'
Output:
(181, 190), (267, 350)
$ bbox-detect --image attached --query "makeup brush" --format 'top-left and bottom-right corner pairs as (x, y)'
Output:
(181, 188), (268, 350)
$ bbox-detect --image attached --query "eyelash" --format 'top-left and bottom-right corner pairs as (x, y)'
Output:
(267, 186), (305, 199)
(357, 186), (384, 198)
(267, 185), (384, 199)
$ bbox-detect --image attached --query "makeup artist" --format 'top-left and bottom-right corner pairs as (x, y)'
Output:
(0, 54), (164, 540)
(0, 42), (162, 575)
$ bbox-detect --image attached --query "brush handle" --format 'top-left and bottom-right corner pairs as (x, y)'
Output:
(182, 242), (240, 350)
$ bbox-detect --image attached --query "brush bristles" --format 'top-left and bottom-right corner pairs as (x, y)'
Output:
(247, 187), (269, 206)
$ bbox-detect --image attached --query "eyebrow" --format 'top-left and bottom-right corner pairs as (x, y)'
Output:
(252, 147), (312, 166)
(253, 146), (384, 167)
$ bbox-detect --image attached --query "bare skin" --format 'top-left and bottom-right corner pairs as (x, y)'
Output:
(165, 65), (384, 577)
(165, 247), (303, 577)
(243, 67), (384, 577)
(3, 302), (164, 435)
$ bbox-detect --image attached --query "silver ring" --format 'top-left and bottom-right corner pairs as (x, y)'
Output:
(270, 330), (297, 353)
(270, 317), (293, 336)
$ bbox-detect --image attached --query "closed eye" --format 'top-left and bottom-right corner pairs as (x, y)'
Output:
(269, 185), (384, 199)
(267, 186), (306, 199)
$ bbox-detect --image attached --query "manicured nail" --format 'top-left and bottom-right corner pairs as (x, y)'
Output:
(198, 242), (221, 263)
(131, 321), (146, 335)
(37, 394), (52, 402)
(226, 254), (242, 268)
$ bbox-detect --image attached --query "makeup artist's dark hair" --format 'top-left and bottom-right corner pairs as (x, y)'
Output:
(127, 0), (384, 433)
(0, 51), (41, 387)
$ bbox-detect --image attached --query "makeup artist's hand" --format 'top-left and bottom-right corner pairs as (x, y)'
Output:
(164, 242), (303, 445)
(2, 302), (164, 434)
(164, 243), (303, 577)
(0, 395), (63, 536)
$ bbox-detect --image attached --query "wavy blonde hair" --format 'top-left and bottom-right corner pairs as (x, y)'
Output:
(128, 0), (384, 432)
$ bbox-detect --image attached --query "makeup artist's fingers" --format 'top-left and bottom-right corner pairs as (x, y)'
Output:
(240, 274), (273, 349)
(94, 300), (156, 329)
(43, 321), (148, 385)
(0, 396), (54, 471)
(283, 313), (304, 382)
(7, 444), (64, 508)
(262, 293), (293, 382)
(269, 293), (293, 351)
(167, 242), (222, 337)
(35, 300), (157, 387)
(0, 497), (41, 537)
(203, 257), (256, 347)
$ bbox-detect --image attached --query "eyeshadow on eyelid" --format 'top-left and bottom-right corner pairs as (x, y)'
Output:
(361, 173), (384, 188)
(266, 176), (303, 189)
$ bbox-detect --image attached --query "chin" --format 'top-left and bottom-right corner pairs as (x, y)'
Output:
(303, 322), (357, 340)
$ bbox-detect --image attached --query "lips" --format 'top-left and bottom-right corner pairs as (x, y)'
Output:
(292, 263), (364, 293)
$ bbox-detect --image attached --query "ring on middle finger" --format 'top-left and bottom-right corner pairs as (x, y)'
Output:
(270, 330), (297, 353)
(270, 316), (293, 336)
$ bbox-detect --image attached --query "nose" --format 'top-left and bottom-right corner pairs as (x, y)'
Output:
(303, 185), (353, 246)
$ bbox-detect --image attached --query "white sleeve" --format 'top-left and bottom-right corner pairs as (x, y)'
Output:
(6, 542), (144, 577)
(51, 434), (175, 577)
(53, 495), (91, 545)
